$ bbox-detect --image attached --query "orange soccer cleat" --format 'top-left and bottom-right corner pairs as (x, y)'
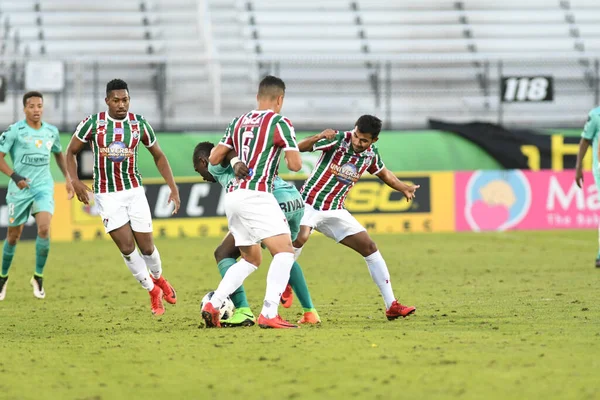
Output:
(151, 275), (177, 304)
(385, 300), (416, 320)
(280, 284), (293, 308)
(257, 314), (299, 329)
(201, 302), (222, 328)
(298, 310), (321, 324)
(149, 285), (165, 316)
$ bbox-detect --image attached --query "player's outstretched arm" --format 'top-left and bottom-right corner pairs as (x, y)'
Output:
(65, 137), (92, 204)
(575, 138), (590, 188)
(297, 129), (337, 152)
(147, 142), (180, 215)
(376, 168), (420, 202)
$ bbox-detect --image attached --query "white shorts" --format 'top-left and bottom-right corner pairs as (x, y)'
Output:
(301, 203), (366, 243)
(225, 189), (290, 247)
(94, 186), (153, 234)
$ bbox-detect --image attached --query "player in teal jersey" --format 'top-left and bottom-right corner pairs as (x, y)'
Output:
(0, 91), (74, 300)
(576, 106), (600, 268)
(193, 141), (320, 326)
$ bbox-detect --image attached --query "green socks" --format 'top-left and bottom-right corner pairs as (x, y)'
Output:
(217, 258), (250, 309)
(2, 241), (16, 277)
(35, 236), (50, 276)
(289, 261), (315, 310)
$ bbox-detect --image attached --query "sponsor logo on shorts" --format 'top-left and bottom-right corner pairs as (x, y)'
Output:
(103, 218), (109, 227)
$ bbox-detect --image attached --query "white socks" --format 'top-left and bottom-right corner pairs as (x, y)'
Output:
(123, 250), (154, 291)
(142, 247), (162, 279)
(261, 252), (295, 319)
(365, 251), (395, 309)
(210, 259), (257, 307)
(293, 246), (303, 261)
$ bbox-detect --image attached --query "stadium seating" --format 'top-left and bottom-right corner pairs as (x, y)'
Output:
(2, 0), (600, 130)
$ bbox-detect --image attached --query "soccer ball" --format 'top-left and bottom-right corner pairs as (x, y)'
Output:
(201, 291), (235, 320)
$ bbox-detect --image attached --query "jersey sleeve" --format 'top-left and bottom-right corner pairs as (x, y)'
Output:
(367, 146), (385, 175)
(313, 131), (343, 152)
(582, 110), (599, 141)
(219, 118), (237, 149)
(51, 128), (62, 153)
(274, 117), (299, 151)
(73, 116), (94, 143)
(0, 125), (17, 154)
(140, 118), (157, 147)
(208, 163), (235, 188)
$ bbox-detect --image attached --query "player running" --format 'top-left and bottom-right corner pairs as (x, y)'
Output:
(0, 91), (74, 300)
(193, 141), (320, 327)
(293, 115), (418, 320)
(65, 79), (180, 316)
(576, 106), (600, 268)
(202, 75), (302, 329)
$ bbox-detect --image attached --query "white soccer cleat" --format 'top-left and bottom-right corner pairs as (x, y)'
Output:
(0, 277), (7, 301)
(30, 276), (46, 299)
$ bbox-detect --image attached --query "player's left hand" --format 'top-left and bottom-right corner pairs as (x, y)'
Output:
(233, 161), (250, 179)
(168, 187), (180, 215)
(66, 180), (75, 200)
(401, 184), (420, 202)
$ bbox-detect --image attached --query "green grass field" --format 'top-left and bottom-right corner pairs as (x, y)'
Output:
(2, 230), (600, 400)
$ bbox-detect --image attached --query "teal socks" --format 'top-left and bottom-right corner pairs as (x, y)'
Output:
(35, 236), (50, 276)
(217, 258), (250, 309)
(1, 241), (16, 277)
(289, 261), (315, 310)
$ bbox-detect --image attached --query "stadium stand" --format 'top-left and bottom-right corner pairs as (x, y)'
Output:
(1, 0), (600, 129)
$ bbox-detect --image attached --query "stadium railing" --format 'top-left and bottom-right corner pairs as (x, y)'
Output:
(1, 52), (600, 131)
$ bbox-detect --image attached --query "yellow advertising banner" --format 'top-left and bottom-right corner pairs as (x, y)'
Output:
(50, 172), (455, 242)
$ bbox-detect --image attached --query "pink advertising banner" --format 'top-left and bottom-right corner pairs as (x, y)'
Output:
(455, 169), (600, 232)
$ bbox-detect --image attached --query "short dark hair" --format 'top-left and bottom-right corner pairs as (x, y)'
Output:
(258, 75), (286, 99)
(106, 79), (129, 97)
(23, 91), (43, 107)
(193, 141), (214, 164)
(355, 115), (382, 139)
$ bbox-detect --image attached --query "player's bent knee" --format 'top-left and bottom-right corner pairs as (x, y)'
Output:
(139, 246), (154, 256)
(37, 225), (50, 239)
(363, 241), (378, 257)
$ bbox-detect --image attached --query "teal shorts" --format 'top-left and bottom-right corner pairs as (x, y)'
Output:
(6, 187), (54, 227)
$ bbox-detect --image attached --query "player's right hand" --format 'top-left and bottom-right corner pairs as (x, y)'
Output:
(233, 161), (250, 179)
(575, 168), (584, 188)
(72, 179), (92, 205)
(319, 129), (337, 140)
(16, 179), (29, 190)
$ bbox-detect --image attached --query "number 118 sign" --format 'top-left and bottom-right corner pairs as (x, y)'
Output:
(501, 76), (554, 102)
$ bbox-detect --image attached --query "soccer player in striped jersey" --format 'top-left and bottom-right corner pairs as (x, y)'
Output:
(65, 79), (180, 316)
(294, 115), (419, 320)
(0, 91), (74, 301)
(193, 141), (320, 327)
(202, 75), (303, 329)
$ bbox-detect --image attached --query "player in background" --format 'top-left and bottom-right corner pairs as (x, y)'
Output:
(203, 75), (302, 329)
(293, 115), (418, 320)
(0, 91), (74, 300)
(575, 107), (600, 268)
(65, 79), (180, 316)
(193, 141), (320, 326)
